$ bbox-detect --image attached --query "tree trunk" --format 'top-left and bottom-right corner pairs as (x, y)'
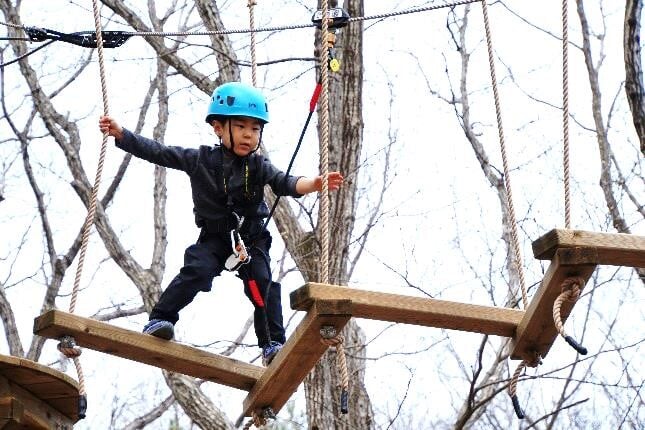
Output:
(577, 0), (645, 282)
(624, 0), (645, 154)
(303, 1), (374, 429)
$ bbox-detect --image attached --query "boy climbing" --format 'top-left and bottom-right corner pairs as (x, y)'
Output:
(99, 82), (343, 366)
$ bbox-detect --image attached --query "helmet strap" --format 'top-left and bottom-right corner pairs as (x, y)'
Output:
(249, 126), (264, 154)
(228, 122), (236, 153)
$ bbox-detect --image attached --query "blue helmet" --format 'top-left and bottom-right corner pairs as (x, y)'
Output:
(205, 82), (269, 124)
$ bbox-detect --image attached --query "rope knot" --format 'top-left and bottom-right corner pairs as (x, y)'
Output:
(553, 276), (588, 355)
(57, 335), (82, 358)
(242, 409), (274, 430)
(320, 328), (350, 413)
(560, 276), (584, 301)
(320, 333), (344, 348)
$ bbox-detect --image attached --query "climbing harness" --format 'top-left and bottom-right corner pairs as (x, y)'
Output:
(225, 213), (251, 271)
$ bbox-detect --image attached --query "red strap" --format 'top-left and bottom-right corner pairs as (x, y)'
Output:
(248, 279), (265, 307)
(309, 83), (322, 113)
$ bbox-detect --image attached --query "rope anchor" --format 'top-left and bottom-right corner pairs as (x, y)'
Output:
(553, 277), (588, 355)
(242, 407), (275, 430)
(57, 335), (82, 358)
(320, 325), (349, 414)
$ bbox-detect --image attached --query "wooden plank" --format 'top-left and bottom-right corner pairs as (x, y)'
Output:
(532, 229), (645, 267)
(511, 249), (597, 365)
(0, 397), (23, 421)
(241, 300), (352, 418)
(291, 283), (524, 337)
(0, 377), (72, 429)
(33, 310), (263, 392)
(0, 355), (79, 421)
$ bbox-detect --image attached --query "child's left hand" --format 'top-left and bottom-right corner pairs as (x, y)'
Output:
(315, 171), (344, 192)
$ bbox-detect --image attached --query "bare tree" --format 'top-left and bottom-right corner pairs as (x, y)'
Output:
(624, 0), (645, 154)
(1, 0), (642, 429)
(1, 0), (374, 428)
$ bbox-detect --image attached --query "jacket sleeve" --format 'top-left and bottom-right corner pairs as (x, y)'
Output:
(115, 128), (199, 173)
(259, 155), (303, 198)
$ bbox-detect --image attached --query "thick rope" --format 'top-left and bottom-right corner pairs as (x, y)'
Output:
(480, 1), (528, 309)
(553, 277), (584, 339)
(242, 412), (267, 430)
(321, 334), (349, 412)
(247, 0), (258, 87)
(562, 0), (571, 228)
(318, 0), (330, 284)
(508, 359), (527, 419)
(57, 336), (86, 412)
(59, 0), (111, 408)
(70, 0), (110, 316)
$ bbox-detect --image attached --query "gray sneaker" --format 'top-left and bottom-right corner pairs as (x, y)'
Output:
(261, 341), (283, 366)
(143, 319), (174, 340)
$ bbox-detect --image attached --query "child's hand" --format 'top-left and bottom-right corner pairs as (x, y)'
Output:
(98, 116), (124, 140)
(315, 171), (344, 192)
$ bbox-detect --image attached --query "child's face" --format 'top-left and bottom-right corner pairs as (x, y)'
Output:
(212, 116), (262, 157)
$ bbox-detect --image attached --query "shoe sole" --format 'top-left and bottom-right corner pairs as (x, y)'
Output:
(145, 325), (174, 340)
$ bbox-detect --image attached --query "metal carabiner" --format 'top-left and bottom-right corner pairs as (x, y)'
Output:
(224, 213), (251, 271)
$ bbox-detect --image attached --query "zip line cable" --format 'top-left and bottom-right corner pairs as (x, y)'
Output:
(0, 40), (55, 67)
(0, 0), (481, 47)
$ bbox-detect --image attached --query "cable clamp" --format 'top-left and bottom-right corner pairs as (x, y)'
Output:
(24, 26), (131, 48)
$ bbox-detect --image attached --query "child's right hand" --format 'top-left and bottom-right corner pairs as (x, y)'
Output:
(99, 116), (124, 140)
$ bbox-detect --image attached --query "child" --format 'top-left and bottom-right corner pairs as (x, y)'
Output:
(99, 82), (343, 365)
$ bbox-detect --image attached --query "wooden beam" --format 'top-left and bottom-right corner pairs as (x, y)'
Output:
(291, 283), (524, 337)
(0, 354), (79, 422)
(33, 310), (263, 391)
(532, 229), (645, 267)
(511, 249), (597, 365)
(0, 378), (71, 429)
(0, 397), (23, 422)
(241, 300), (352, 419)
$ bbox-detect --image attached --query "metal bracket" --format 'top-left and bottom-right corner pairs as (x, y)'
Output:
(25, 27), (132, 48)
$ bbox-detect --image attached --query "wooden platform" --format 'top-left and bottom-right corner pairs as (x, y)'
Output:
(241, 299), (351, 419)
(512, 229), (645, 365)
(533, 229), (645, 267)
(510, 248), (596, 365)
(33, 310), (263, 391)
(0, 354), (80, 429)
(291, 283), (524, 337)
(28, 228), (644, 421)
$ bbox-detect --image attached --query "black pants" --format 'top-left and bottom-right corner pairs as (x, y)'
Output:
(149, 227), (286, 349)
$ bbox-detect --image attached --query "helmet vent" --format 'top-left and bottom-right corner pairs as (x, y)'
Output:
(227, 96), (235, 106)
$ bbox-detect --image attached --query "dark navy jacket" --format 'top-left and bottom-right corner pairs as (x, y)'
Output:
(116, 128), (302, 228)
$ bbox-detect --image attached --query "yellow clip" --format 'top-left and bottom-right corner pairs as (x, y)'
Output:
(329, 58), (340, 72)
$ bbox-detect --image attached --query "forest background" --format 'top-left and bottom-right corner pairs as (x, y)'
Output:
(0, 0), (643, 429)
